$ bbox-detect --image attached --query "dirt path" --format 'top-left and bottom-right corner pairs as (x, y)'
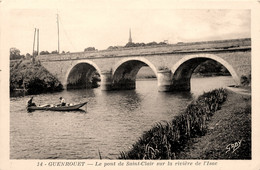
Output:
(177, 90), (251, 159)
(226, 86), (251, 96)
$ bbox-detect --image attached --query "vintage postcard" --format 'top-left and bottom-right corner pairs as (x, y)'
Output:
(0, 0), (260, 169)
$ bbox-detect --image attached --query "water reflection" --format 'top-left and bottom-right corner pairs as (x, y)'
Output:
(10, 76), (235, 159)
(106, 90), (142, 112)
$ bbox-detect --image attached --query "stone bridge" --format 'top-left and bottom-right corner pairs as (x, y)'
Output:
(38, 38), (251, 92)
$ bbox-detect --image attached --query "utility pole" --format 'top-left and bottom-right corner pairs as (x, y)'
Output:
(129, 28), (132, 43)
(37, 29), (39, 55)
(32, 28), (37, 63)
(57, 14), (60, 53)
(32, 28), (36, 56)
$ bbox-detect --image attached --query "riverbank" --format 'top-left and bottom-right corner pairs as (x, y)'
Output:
(177, 90), (251, 159)
(10, 60), (63, 95)
(119, 89), (251, 159)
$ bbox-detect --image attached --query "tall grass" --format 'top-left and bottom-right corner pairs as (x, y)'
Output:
(119, 88), (227, 159)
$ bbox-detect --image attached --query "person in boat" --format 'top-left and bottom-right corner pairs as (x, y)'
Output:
(27, 97), (36, 107)
(59, 97), (66, 106)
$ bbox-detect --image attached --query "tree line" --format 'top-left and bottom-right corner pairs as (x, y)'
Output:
(10, 40), (168, 60)
(107, 41), (168, 50)
(9, 47), (70, 60)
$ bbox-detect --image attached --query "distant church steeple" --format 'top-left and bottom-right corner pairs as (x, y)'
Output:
(128, 29), (132, 43)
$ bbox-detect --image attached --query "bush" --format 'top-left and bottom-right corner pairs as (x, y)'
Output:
(91, 72), (101, 88)
(84, 47), (96, 52)
(158, 66), (169, 71)
(10, 61), (63, 95)
(240, 74), (251, 86)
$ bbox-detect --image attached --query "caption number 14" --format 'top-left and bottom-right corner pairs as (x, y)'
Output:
(37, 162), (44, 166)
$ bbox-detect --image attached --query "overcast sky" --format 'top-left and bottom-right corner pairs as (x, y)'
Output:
(2, 0), (251, 54)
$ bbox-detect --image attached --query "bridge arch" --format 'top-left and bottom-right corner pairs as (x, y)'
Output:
(112, 57), (158, 90)
(170, 54), (239, 91)
(65, 60), (101, 89)
(112, 57), (158, 76)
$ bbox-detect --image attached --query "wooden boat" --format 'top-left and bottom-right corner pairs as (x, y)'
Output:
(27, 102), (87, 111)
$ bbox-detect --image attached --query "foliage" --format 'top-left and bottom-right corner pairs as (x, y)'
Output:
(51, 50), (59, 54)
(91, 71), (101, 88)
(193, 60), (230, 76)
(25, 53), (32, 59)
(66, 70), (101, 89)
(107, 46), (122, 50)
(84, 47), (96, 52)
(10, 61), (63, 94)
(125, 41), (167, 48)
(40, 51), (50, 55)
(158, 66), (169, 71)
(10, 47), (24, 60)
(107, 41), (167, 49)
(118, 88), (227, 159)
(240, 74), (251, 86)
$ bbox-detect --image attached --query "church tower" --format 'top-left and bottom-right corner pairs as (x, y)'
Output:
(128, 29), (132, 43)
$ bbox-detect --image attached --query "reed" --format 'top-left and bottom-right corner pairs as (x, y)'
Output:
(118, 88), (227, 159)
(98, 149), (102, 160)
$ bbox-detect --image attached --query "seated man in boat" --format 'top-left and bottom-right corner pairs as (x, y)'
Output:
(27, 97), (36, 107)
(59, 97), (66, 106)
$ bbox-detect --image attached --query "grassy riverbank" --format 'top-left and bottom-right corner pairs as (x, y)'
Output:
(177, 90), (251, 159)
(119, 89), (251, 159)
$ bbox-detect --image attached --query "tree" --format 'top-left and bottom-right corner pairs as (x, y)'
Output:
(146, 41), (157, 46)
(158, 42), (167, 45)
(25, 53), (31, 59)
(84, 47), (96, 52)
(107, 46), (123, 50)
(51, 50), (58, 54)
(10, 47), (22, 60)
(124, 41), (164, 48)
(40, 51), (50, 55)
(125, 42), (136, 47)
(107, 46), (117, 50)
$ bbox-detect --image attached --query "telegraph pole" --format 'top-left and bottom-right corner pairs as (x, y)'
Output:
(32, 28), (37, 63)
(32, 28), (36, 56)
(37, 29), (39, 55)
(57, 14), (60, 53)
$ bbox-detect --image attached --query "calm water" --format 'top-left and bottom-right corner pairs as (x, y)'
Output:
(10, 76), (235, 159)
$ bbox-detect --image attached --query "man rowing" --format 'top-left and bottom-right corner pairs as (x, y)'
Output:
(59, 97), (66, 106)
(27, 97), (36, 107)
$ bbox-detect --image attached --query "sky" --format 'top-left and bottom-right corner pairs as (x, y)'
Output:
(1, 0), (251, 54)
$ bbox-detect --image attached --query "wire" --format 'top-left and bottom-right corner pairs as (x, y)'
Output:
(58, 15), (77, 52)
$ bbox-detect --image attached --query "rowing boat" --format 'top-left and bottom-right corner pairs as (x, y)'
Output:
(27, 102), (87, 111)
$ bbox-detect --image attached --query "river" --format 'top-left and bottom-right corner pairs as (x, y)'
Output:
(10, 76), (235, 159)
